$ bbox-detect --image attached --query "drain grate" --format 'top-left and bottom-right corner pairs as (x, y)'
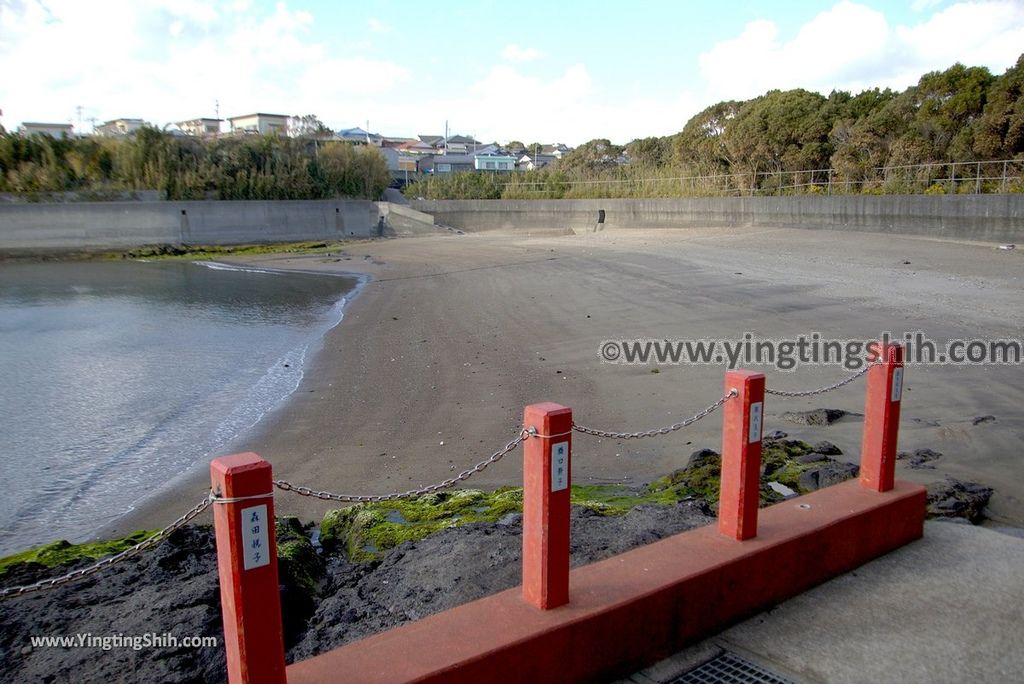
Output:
(671, 652), (795, 684)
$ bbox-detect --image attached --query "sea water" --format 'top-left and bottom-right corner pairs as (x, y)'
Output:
(0, 259), (359, 556)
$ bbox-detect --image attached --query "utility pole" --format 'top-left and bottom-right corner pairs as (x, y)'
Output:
(76, 105), (83, 135)
(444, 120), (448, 156)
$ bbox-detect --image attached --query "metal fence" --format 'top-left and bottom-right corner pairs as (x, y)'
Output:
(500, 159), (1024, 199)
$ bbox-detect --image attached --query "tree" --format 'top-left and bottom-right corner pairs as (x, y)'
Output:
(505, 140), (526, 154)
(288, 114), (332, 139)
(625, 137), (669, 167)
(973, 54), (1024, 159)
(557, 138), (623, 173)
(671, 100), (744, 172)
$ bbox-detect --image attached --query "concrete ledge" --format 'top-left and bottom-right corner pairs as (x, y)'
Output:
(287, 479), (926, 684)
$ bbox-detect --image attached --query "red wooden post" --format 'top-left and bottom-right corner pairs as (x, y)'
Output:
(211, 452), (287, 684)
(719, 370), (766, 541)
(522, 402), (572, 609)
(860, 343), (904, 492)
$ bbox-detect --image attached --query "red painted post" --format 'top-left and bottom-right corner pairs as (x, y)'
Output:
(860, 343), (904, 492)
(522, 402), (572, 610)
(719, 370), (766, 541)
(211, 452), (287, 684)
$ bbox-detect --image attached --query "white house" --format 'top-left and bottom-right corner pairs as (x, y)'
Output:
(20, 122), (74, 138)
(227, 113), (289, 136)
(94, 118), (147, 137)
(474, 151), (516, 172)
(177, 118), (222, 137)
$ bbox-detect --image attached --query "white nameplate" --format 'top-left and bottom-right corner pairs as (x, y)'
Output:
(891, 368), (903, 402)
(749, 401), (763, 443)
(551, 441), (569, 492)
(241, 504), (270, 570)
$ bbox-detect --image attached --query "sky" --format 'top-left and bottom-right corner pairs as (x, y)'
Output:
(1, 0), (1023, 145)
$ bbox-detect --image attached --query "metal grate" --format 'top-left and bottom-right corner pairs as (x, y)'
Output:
(671, 652), (795, 684)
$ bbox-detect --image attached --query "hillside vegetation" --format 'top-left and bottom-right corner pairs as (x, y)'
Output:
(0, 128), (391, 201)
(409, 55), (1024, 199)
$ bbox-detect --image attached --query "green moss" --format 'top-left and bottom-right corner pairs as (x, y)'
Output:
(274, 517), (323, 596)
(0, 530), (157, 577)
(114, 240), (357, 261)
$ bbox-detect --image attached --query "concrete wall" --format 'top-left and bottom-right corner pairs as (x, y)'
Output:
(411, 195), (1024, 243)
(0, 200), (381, 255)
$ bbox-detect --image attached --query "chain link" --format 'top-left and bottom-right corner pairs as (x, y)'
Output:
(274, 432), (527, 503)
(764, 363), (873, 398)
(0, 494), (213, 601)
(571, 391), (736, 440)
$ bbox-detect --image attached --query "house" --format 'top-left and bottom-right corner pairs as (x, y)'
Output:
(398, 139), (435, 155)
(94, 118), (147, 137)
(542, 143), (572, 158)
(381, 136), (416, 149)
(474, 150), (516, 172)
(418, 133), (481, 154)
(177, 118), (222, 137)
(227, 113), (289, 136)
(418, 154), (475, 174)
(336, 127), (383, 146)
(20, 122), (74, 138)
(517, 153), (558, 170)
(380, 147), (420, 173)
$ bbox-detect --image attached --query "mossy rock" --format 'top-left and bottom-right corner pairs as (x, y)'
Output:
(0, 530), (158, 578)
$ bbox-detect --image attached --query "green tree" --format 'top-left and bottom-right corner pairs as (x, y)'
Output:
(973, 54), (1024, 159)
(625, 137), (669, 168)
(671, 100), (744, 172)
(557, 138), (623, 173)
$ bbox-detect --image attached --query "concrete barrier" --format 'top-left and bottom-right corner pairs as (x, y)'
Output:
(376, 202), (439, 236)
(411, 195), (1024, 243)
(0, 200), (381, 255)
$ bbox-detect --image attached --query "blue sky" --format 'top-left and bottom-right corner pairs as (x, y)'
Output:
(2, 0), (1023, 145)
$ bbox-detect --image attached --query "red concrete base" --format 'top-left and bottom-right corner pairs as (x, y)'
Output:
(287, 479), (926, 684)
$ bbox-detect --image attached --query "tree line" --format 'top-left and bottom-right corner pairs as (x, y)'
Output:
(0, 126), (391, 200)
(408, 55), (1024, 199)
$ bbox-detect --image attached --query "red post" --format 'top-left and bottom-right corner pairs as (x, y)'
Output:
(522, 402), (572, 609)
(719, 370), (766, 540)
(860, 343), (904, 492)
(211, 452), (287, 684)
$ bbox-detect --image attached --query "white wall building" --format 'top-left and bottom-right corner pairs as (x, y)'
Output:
(227, 113), (289, 136)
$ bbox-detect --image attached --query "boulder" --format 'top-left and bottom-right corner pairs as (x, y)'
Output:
(926, 478), (993, 524)
(780, 408), (848, 426)
(798, 461), (860, 491)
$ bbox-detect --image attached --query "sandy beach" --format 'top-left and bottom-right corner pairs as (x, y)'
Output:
(106, 225), (1024, 536)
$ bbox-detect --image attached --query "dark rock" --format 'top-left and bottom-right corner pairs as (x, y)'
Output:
(686, 448), (719, 469)
(926, 478), (993, 524)
(896, 448), (942, 469)
(796, 452), (829, 464)
(813, 440), (843, 456)
(780, 408), (848, 426)
(798, 461), (860, 491)
(972, 415), (996, 426)
(764, 430), (788, 441)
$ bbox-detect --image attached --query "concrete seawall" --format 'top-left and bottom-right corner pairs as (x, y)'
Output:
(0, 200), (381, 255)
(411, 196), (1024, 243)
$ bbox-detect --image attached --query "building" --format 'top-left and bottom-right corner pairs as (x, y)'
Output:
(336, 127), (383, 146)
(418, 154), (475, 174)
(176, 118), (223, 137)
(518, 153), (559, 170)
(474, 151), (517, 172)
(227, 113), (289, 136)
(20, 122), (74, 138)
(94, 118), (147, 137)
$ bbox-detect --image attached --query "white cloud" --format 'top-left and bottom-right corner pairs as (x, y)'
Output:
(0, 0), (410, 132)
(501, 43), (543, 63)
(911, 0), (944, 11)
(367, 17), (390, 33)
(698, 1), (1024, 102)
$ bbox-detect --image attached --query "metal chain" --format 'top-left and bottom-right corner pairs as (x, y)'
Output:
(0, 494), (213, 600)
(571, 391), (736, 440)
(765, 363), (873, 398)
(274, 432), (527, 503)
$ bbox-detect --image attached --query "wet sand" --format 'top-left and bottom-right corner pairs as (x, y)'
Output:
(106, 226), (1024, 537)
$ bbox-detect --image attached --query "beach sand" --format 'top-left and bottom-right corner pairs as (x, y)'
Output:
(104, 226), (1024, 537)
